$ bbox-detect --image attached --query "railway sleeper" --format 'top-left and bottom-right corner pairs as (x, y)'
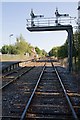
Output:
(26, 113), (73, 120)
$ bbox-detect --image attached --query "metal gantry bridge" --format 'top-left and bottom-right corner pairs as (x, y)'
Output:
(26, 8), (76, 72)
(26, 8), (76, 27)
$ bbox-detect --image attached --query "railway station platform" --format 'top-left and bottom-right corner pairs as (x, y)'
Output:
(0, 61), (21, 73)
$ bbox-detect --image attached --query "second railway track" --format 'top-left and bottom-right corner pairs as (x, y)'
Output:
(21, 61), (79, 120)
(1, 61), (35, 89)
(2, 61), (45, 119)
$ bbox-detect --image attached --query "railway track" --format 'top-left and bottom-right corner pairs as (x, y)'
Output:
(2, 62), (45, 119)
(1, 62), (35, 90)
(2, 60), (33, 78)
(56, 65), (80, 120)
(20, 61), (79, 120)
(2, 59), (80, 120)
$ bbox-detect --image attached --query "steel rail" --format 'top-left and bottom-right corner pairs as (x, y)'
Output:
(51, 63), (78, 120)
(2, 60), (32, 78)
(20, 63), (46, 120)
(2, 66), (26, 78)
(1, 66), (35, 90)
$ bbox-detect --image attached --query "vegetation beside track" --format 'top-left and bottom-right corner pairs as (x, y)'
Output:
(0, 34), (47, 58)
(49, 31), (80, 72)
(1, 54), (31, 62)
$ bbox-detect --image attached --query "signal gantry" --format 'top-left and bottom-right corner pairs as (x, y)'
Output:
(26, 8), (76, 27)
(26, 8), (76, 72)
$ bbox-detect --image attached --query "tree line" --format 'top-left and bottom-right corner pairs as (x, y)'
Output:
(1, 32), (80, 70)
(49, 31), (80, 71)
(49, 41), (68, 59)
(1, 34), (47, 57)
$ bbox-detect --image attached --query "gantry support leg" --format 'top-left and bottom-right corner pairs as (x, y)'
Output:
(67, 28), (73, 73)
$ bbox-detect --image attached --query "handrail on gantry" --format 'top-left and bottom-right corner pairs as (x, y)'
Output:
(51, 62), (79, 120)
(20, 63), (46, 120)
(26, 16), (76, 27)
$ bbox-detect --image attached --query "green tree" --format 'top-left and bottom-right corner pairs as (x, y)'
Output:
(1, 45), (9, 54)
(35, 47), (42, 55)
(42, 49), (47, 56)
(49, 47), (59, 57)
(49, 40), (68, 59)
(72, 31), (80, 70)
(1, 45), (18, 54)
(8, 45), (18, 54)
(15, 34), (31, 54)
(57, 45), (68, 59)
(77, 32), (80, 69)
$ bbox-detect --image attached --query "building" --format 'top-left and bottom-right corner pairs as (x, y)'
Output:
(31, 47), (38, 58)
